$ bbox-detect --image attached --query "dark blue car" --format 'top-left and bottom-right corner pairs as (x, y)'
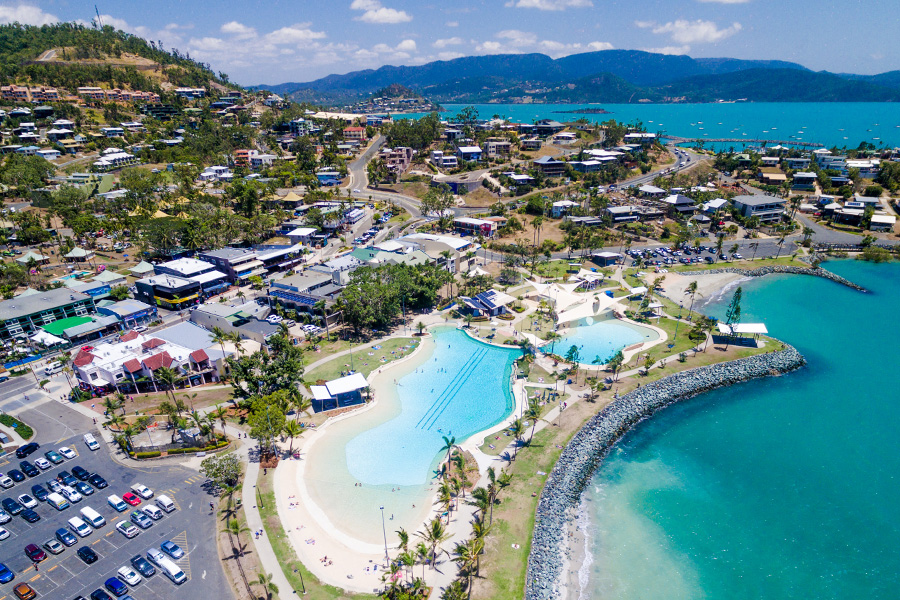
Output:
(104, 576), (128, 596)
(0, 562), (13, 583)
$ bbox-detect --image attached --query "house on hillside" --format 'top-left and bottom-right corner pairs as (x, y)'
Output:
(732, 195), (786, 223)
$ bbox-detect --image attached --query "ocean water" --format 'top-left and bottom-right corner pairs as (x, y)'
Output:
(578, 260), (900, 599)
(399, 103), (900, 148)
(556, 317), (658, 365)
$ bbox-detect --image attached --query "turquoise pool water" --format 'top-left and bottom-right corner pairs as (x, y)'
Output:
(580, 261), (900, 599)
(345, 327), (522, 486)
(556, 317), (659, 364)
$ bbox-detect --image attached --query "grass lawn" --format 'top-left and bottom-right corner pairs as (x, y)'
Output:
(126, 386), (235, 415)
(670, 255), (803, 273)
(305, 336), (417, 383)
(257, 471), (378, 600)
(532, 259), (581, 281)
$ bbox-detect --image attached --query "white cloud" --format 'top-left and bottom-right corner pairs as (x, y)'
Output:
(504, 0), (592, 10)
(476, 30), (612, 58)
(221, 21), (257, 40)
(643, 45), (691, 55)
(0, 4), (58, 26)
(446, 21), (459, 27)
(637, 19), (742, 44)
(433, 37), (464, 49)
(265, 24), (327, 44)
(437, 51), (465, 61)
(697, 0), (750, 3)
(94, 14), (186, 50)
(350, 0), (412, 24)
(396, 39), (417, 52)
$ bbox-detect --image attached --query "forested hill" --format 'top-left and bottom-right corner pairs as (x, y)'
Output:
(0, 23), (236, 93)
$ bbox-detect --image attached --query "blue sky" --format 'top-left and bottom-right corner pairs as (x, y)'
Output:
(1, 1), (897, 85)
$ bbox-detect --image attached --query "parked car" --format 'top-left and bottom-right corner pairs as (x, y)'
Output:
(13, 583), (36, 600)
(77, 546), (98, 564)
(117, 566), (142, 586)
(131, 484), (153, 499)
(75, 481), (94, 496)
(30, 485), (48, 502)
(20, 510), (39, 523)
(0, 527), (9, 540)
(15, 443), (39, 459)
(58, 447), (76, 460)
(7, 470), (25, 483)
(130, 554), (155, 577)
(89, 473), (109, 489)
(142, 504), (163, 520)
(130, 510), (152, 529)
(42, 538), (64, 555)
(72, 466), (91, 481)
(104, 577), (128, 597)
(44, 450), (63, 464)
(24, 544), (46, 562)
(33, 458), (51, 470)
(16, 494), (36, 509)
(0, 562), (13, 583)
(0, 508), (10, 524)
(55, 527), (77, 546)
(116, 521), (139, 539)
(2, 498), (23, 515)
(19, 462), (38, 478)
(57, 470), (76, 486)
(89, 590), (113, 600)
(160, 540), (184, 559)
(122, 492), (141, 506)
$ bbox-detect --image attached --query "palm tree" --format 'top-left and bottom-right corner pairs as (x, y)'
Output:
(466, 487), (490, 522)
(714, 235), (724, 261)
(254, 573), (279, 600)
(452, 540), (478, 598)
(211, 326), (229, 363)
(525, 398), (544, 443)
(729, 243), (739, 260)
(292, 394), (312, 423)
(774, 231), (787, 259)
(398, 550), (416, 585)
(416, 321), (426, 336)
(436, 483), (453, 516)
(313, 299), (330, 340)
(396, 527), (410, 552)
(440, 435), (456, 479)
(154, 366), (181, 404)
(211, 404), (229, 439)
(417, 517), (450, 569)
(749, 241), (760, 261)
(102, 396), (123, 417)
(415, 541), (430, 582)
(282, 420), (303, 455)
(509, 418), (525, 460)
(685, 280), (699, 322)
(223, 519), (251, 557)
(227, 331), (244, 355)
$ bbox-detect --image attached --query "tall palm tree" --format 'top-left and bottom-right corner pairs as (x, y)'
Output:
(254, 573), (278, 600)
(509, 418), (525, 460)
(749, 241), (760, 261)
(440, 435), (456, 479)
(282, 420), (303, 455)
(227, 331), (244, 355)
(210, 327), (229, 377)
(211, 404), (229, 439)
(685, 280), (699, 322)
(417, 518), (450, 570)
(525, 399), (544, 444)
(313, 300), (330, 340)
(452, 541), (478, 598)
(774, 231), (787, 259)
(415, 541), (430, 582)
(102, 396), (123, 417)
(223, 519), (251, 557)
(467, 487), (491, 522)
(396, 527), (409, 552)
(154, 366), (181, 404)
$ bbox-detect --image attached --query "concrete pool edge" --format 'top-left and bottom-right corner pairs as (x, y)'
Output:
(553, 313), (669, 368)
(276, 324), (529, 592)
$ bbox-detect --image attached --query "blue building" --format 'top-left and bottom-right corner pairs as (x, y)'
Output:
(310, 372), (369, 412)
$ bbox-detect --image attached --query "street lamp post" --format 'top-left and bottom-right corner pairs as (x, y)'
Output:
(379, 505), (389, 566)
(673, 302), (684, 341)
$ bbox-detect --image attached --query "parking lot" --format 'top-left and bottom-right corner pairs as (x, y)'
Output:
(0, 400), (232, 600)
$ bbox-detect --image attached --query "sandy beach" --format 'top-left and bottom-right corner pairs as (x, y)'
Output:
(659, 271), (748, 307)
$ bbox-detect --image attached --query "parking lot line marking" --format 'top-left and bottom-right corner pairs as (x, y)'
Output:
(29, 574), (39, 582)
(105, 531), (114, 537)
(47, 565), (57, 572)
(92, 539), (101, 545)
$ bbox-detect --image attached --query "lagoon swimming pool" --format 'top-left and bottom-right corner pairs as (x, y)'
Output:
(345, 327), (522, 487)
(556, 316), (659, 364)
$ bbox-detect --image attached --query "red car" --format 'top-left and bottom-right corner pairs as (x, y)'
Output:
(122, 492), (141, 506)
(24, 543), (46, 562)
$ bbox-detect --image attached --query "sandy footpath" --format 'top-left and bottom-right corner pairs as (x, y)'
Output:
(659, 271), (747, 306)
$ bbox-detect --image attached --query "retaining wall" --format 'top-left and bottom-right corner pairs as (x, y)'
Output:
(525, 345), (806, 599)
(678, 265), (867, 292)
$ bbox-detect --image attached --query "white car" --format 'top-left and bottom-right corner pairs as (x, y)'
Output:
(116, 520), (139, 539)
(34, 457), (51, 470)
(142, 505), (163, 520)
(131, 484), (153, 499)
(117, 565), (142, 586)
(0, 526), (8, 540)
(0, 476), (12, 489)
(60, 486), (82, 504)
(146, 547), (165, 565)
(58, 447), (76, 460)
(0, 509), (10, 524)
(266, 315), (283, 324)
(17, 494), (37, 509)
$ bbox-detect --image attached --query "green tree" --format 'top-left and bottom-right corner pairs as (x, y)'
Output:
(108, 285), (130, 301)
(200, 453), (242, 488)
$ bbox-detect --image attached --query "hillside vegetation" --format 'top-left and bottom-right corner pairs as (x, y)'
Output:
(0, 23), (234, 93)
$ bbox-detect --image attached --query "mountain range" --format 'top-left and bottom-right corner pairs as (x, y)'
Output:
(256, 49), (900, 105)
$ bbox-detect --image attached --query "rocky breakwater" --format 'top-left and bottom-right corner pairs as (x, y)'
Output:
(680, 265), (868, 292)
(525, 344), (806, 600)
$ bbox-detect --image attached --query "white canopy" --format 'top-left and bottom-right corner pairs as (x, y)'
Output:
(717, 322), (768, 335)
(31, 330), (66, 346)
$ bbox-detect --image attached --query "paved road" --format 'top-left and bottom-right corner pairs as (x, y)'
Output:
(0, 399), (233, 600)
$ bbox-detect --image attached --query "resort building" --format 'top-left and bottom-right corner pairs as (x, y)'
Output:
(453, 217), (497, 238)
(532, 155), (566, 177)
(310, 372), (369, 412)
(0, 288), (95, 341)
(96, 299), (158, 329)
(134, 275), (202, 310)
(732, 195), (787, 223)
(190, 302), (281, 345)
(460, 289), (516, 317)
